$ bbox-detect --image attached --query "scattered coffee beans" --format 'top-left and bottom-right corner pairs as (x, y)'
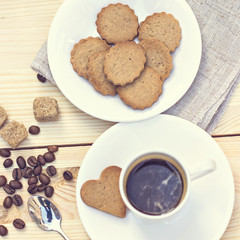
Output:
(28, 184), (38, 194)
(28, 176), (38, 185)
(37, 154), (46, 166)
(0, 175), (7, 187)
(0, 149), (11, 158)
(12, 168), (22, 180)
(37, 73), (47, 83)
(3, 196), (12, 209)
(0, 144), (62, 231)
(46, 165), (57, 177)
(3, 158), (13, 168)
(39, 173), (50, 185)
(43, 152), (55, 163)
(33, 165), (42, 176)
(12, 195), (23, 207)
(13, 219), (25, 230)
(0, 225), (8, 236)
(22, 167), (33, 178)
(37, 184), (46, 192)
(27, 156), (38, 167)
(16, 156), (26, 169)
(9, 180), (22, 189)
(29, 125), (40, 135)
(45, 186), (54, 198)
(63, 170), (73, 181)
(47, 145), (58, 153)
(3, 184), (15, 195)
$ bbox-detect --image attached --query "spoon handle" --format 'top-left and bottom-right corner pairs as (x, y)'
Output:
(57, 229), (71, 240)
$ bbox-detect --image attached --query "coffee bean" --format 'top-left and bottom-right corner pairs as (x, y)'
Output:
(37, 184), (46, 192)
(28, 184), (38, 194)
(9, 180), (22, 190)
(3, 196), (12, 209)
(37, 74), (47, 83)
(22, 167), (33, 178)
(46, 165), (57, 177)
(47, 145), (58, 153)
(27, 156), (38, 167)
(0, 175), (7, 187)
(33, 165), (42, 176)
(43, 152), (55, 163)
(3, 158), (13, 168)
(63, 170), (73, 181)
(16, 156), (26, 169)
(37, 154), (46, 166)
(45, 186), (54, 198)
(0, 225), (8, 236)
(39, 173), (51, 185)
(13, 219), (25, 229)
(0, 149), (11, 158)
(12, 195), (23, 206)
(3, 184), (15, 195)
(29, 125), (40, 135)
(12, 168), (22, 180)
(28, 176), (38, 185)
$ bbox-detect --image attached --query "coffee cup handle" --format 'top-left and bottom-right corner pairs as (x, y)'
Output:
(189, 159), (217, 181)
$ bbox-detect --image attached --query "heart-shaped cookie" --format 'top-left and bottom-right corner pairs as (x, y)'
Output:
(80, 166), (126, 218)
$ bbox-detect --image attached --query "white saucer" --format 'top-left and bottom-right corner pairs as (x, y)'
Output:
(48, 0), (202, 122)
(76, 115), (234, 240)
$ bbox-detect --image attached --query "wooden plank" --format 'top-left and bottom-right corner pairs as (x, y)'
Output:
(215, 136), (240, 240)
(213, 86), (240, 135)
(0, 0), (240, 151)
(0, 145), (90, 240)
(0, 0), (115, 148)
(0, 136), (238, 239)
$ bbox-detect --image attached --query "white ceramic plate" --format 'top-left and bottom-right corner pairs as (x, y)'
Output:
(48, 0), (202, 122)
(76, 115), (234, 240)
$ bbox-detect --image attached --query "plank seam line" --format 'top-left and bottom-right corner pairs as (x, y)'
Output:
(0, 143), (92, 151)
(213, 134), (240, 138)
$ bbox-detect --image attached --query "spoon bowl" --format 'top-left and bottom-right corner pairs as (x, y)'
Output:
(28, 195), (70, 240)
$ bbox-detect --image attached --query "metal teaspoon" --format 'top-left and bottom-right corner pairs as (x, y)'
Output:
(28, 195), (70, 240)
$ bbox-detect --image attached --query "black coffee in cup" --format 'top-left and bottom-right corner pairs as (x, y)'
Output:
(125, 153), (186, 216)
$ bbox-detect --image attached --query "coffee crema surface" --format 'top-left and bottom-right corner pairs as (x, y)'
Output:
(126, 158), (184, 215)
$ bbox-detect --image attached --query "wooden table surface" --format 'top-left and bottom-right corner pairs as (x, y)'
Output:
(0, 1), (239, 239)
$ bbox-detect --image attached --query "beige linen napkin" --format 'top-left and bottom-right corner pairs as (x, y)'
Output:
(31, 0), (240, 134)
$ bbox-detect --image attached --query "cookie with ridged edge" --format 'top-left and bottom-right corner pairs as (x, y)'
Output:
(96, 3), (139, 44)
(138, 12), (181, 52)
(117, 67), (162, 110)
(104, 41), (146, 86)
(70, 37), (110, 79)
(80, 166), (126, 218)
(87, 50), (117, 96)
(139, 38), (173, 81)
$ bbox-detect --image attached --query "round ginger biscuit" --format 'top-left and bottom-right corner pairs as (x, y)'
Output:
(96, 3), (139, 44)
(104, 41), (146, 86)
(138, 12), (181, 52)
(139, 39), (173, 81)
(70, 37), (110, 79)
(87, 51), (117, 96)
(117, 67), (163, 110)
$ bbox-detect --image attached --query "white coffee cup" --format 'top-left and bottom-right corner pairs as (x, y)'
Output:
(119, 151), (216, 221)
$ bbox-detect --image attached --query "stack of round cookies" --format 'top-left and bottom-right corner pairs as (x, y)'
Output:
(70, 3), (181, 110)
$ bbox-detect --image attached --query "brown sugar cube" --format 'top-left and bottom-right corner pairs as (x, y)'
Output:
(0, 106), (7, 128)
(33, 97), (59, 122)
(0, 121), (28, 149)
